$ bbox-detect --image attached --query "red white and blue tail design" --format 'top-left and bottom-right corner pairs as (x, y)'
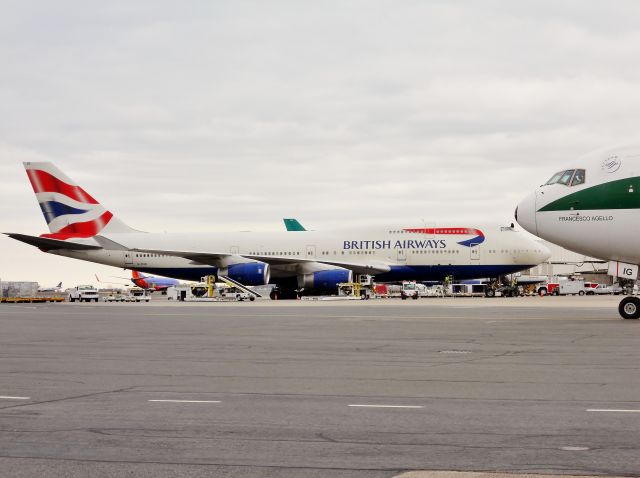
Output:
(24, 162), (136, 239)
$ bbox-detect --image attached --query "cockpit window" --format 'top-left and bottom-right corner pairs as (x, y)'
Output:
(557, 170), (575, 185)
(545, 169), (578, 186)
(570, 169), (586, 186)
(545, 171), (565, 185)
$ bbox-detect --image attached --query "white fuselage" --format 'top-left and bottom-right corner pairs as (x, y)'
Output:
(516, 145), (640, 264)
(51, 223), (549, 283)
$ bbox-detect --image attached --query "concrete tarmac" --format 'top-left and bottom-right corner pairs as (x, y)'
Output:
(0, 297), (639, 477)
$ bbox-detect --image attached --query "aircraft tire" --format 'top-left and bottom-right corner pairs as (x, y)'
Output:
(619, 297), (640, 320)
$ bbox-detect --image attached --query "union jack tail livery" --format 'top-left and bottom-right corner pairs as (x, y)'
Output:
(24, 162), (136, 239)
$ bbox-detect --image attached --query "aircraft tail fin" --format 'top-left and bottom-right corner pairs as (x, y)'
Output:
(23, 162), (139, 238)
(283, 218), (307, 231)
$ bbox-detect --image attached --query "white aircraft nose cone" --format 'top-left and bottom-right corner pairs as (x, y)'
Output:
(516, 192), (538, 236)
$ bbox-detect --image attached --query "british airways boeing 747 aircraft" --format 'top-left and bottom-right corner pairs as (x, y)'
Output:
(7, 163), (550, 298)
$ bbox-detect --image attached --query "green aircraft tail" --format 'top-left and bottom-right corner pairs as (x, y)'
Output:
(283, 218), (306, 231)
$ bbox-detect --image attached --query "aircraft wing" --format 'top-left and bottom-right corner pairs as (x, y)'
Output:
(243, 254), (391, 275)
(5, 233), (102, 251)
(95, 236), (392, 275)
(142, 249), (389, 275)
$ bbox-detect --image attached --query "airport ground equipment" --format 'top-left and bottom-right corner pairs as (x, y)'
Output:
(68, 285), (100, 302)
(401, 281), (419, 300)
(1, 297), (64, 303)
(337, 275), (374, 299)
(484, 276), (520, 297)
(552, 279), (585, 296)
(0, 281), (38, 298)
(166, 276), (255, 302)
(451, 283), (486, 297)
(123, 287), (150, 302)
(217, 275), (260, 300)
(420, 284), (447, 297)
(0, 281), (65, 303)
(167, 284), (207, 301)
(586, 283), (625, 295)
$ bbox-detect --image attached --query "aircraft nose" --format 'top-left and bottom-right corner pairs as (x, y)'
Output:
(515, 191), (538, 236)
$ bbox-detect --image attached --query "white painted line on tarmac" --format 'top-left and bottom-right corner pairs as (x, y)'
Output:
(148, 399), (221, 403)
(587, 409), (640, 413)
(0, 396), (30, 400)
(348, 404), (423, 409)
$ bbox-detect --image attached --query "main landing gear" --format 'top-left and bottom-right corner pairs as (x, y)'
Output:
(618, 296), (640, 320)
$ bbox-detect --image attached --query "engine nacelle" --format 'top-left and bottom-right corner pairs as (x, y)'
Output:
(298, 269), (353, 291)
(220, 262), (270, 286)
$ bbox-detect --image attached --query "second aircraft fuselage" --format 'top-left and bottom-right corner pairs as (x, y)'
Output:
(516, 145), (640, 265)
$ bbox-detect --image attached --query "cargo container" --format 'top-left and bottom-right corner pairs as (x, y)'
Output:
(0, 281), (39, 298)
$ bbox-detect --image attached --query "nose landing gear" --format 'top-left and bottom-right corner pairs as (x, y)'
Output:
(619, 296), (640, 320)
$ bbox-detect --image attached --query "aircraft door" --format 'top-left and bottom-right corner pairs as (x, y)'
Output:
(306, 245), (316, 258)
(470, 244), (480, 261)
(124, 252), (134, 267)
(397, 248), (407, 263)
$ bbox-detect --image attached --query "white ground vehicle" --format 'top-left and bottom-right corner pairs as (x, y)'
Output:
(401, 281), (419, 300)
(219, 285), (255, 301)
(167, 284), (208, 301)
(553, 280), (586, 296)
(68, 285), (99, 302)
(587, 284), (624, 295)
(125, 287), (151, 302)
(167, 281), (255, 302)
(103, 294), (126, 302)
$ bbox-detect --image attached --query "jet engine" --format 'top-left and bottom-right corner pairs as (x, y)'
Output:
(220, 262), (270, 286)
(298, 269), (353, 291)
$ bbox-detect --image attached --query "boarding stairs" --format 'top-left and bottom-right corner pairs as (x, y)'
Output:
(218, 275), (262, 298)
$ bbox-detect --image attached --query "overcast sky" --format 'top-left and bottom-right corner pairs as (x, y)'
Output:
(2, 1), (640, 287)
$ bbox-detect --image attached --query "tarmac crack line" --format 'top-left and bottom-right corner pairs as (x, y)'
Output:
(0, 387), (135, 411)
(0, 455), (402, 472)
